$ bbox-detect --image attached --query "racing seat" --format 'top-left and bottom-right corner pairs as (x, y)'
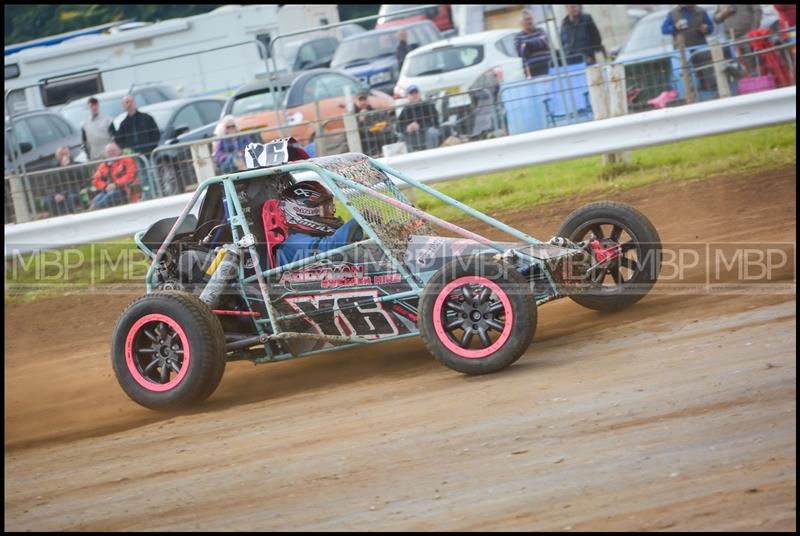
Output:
(261, 198), (289, 270)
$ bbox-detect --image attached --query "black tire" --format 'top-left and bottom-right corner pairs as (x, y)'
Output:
(558, 201), (661, 312)
(418, 256), (537, 375)
(111, 291), (226, 410)
(156, 161), (180, 197)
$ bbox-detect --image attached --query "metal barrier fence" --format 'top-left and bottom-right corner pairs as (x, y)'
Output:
(5, 86), (795, 254)
(5, 28), (796, 226)
(5, 154), (153, 225)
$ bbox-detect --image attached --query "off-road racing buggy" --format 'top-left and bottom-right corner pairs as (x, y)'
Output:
(112, 139), (662, 410)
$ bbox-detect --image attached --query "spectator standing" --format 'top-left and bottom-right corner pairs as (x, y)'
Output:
(713, 5), (762, 39)
(353, 90), (395, 157)
(90, 142), (140, 210)
(514, 9), (551, 78)
(115, 95), (160, 155)
(714, 5), (763, 75)
(560, 5), (606, 65)
(662, 5), (717, 94)
(81, 97), (116, 161)
(396, 29), (410, 69)
(398, 85), (441, 151)
(42, 146), (84, 216)
(212, 115), (257, 174)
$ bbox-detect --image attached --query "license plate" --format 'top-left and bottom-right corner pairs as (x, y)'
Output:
(448, 93), (472, 107)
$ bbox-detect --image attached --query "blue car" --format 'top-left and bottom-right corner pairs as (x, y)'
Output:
(330, 20), (442, 94)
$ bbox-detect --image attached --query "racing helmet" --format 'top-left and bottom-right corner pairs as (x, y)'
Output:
(279, 180), (343, 236)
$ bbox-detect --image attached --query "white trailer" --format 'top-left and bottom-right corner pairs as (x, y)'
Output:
(4, 4), (340, 115)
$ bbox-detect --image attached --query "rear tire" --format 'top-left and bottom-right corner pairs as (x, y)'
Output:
(111, 291), (226, 410)
(156, 161), (180, 197)
(418, 257), (536, 375)
(558, 201), (661, 312)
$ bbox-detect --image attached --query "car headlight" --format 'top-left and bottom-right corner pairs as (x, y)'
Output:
(369, 70), (393, 85)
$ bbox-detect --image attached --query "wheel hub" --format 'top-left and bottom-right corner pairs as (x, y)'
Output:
(454, 295), (496, 332)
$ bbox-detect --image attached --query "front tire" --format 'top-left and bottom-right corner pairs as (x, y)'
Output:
(418, 257), (537, 375)
(558, 201), (661, 312)
(111, 292), (226, 410)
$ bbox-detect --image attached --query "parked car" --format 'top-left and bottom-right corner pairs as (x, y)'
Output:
(60, 84), (180, 132)
(5, 110), (85, 175)
(284, 36), (340, 72)
(233, 69), (396, 149)
(330, 20), (442, 94)
(222, 73), (296, 120)
(338, 22), (368, 39)
(5, 110), (88, 222)
(395, 29), (526, 101)
(394, 29), (526, 140)
(376, 4), (455, 37)
(111, 97), (225, 195)
(111, 97), (225, 137)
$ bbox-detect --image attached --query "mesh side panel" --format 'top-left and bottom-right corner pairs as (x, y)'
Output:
(312, 153), (436, 261)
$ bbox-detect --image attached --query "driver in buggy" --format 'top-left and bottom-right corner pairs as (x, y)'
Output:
(245, 137), (377, 268)
(275, 180), (365, 266)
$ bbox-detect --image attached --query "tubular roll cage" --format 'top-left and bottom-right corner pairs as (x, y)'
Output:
(134, 157), (557, 363)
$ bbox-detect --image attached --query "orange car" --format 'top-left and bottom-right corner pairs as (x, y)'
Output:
(232, 69), (396, 146)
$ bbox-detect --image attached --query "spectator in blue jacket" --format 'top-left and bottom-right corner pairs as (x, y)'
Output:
(661, 5), (717, 94)
(514, 9), (551, 78)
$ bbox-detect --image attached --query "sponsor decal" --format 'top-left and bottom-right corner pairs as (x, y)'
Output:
(285, 289), (399, 340)
(278, 263), (401, 290)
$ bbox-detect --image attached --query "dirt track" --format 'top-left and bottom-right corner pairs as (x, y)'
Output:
(4, 166), (796, 531)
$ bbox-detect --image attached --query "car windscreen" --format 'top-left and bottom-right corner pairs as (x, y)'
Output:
(331, 33), (398, 68)
(145, 108), (172, 132)
(620, 15), (673, 56)
(230, 88), (287, 116)
(405, 45), (484, 76)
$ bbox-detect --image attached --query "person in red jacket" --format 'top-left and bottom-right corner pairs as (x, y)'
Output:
(89, 142), (141, 210)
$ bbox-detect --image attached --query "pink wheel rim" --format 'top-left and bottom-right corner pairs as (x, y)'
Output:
(125, 313), (191, 392)
(432, 276), (513, 359)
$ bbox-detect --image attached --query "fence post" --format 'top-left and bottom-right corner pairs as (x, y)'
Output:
(710, 41), (731, 98)
(604, 63), (631, 163)
(586, 64), (609, 120)
(608, 63), (628, 117)
(7, 176), (32, 224)
(677, 33), (696, 104)
(342, 85), (362, 154)
(191, 143), (216, 185)
(604, 63), (631, 165)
